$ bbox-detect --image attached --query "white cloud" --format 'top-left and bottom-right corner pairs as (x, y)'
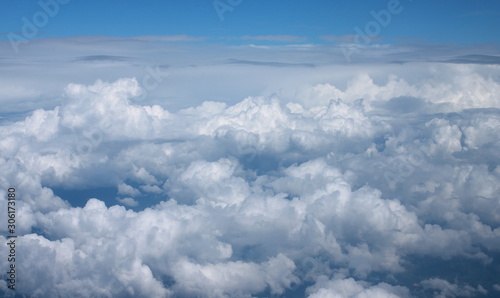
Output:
(1, 58), (499, 296)
(171, 254), (296, 297)
(133, 35), (208, 42)
(241, 35), (307, 42)
(140, 184), (163, 194)
(116, 197), (139, 207)
(421, 278), (488, 297)
(117, 183), (141, 197)
(306, 276), (411, 298)
(1, 36), (500, 114)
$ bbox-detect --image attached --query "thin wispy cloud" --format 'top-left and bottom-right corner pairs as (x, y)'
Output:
(133, 35), (209, 42)
(74, 55), (131, 62)
(241, 35), (308, 42)
(320, 34), (383, 43)
(226, 58), (315, 68)
(444, 54), (500, 65)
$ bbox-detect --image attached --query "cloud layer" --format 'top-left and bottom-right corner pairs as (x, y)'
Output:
(0, 66), (499, 297)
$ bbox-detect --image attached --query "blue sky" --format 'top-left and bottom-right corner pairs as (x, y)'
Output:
(2, 0), (500, 44)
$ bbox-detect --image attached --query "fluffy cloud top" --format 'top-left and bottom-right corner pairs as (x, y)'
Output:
(0, 67), (499, 297)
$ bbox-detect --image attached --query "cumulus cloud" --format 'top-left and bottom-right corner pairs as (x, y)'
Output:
(306, 276), (411, 298)
(116, 197), (139, 207)
(1, 65), (499, 297)
(117, 183), (141, 197)
(420, 278), (488, 297)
